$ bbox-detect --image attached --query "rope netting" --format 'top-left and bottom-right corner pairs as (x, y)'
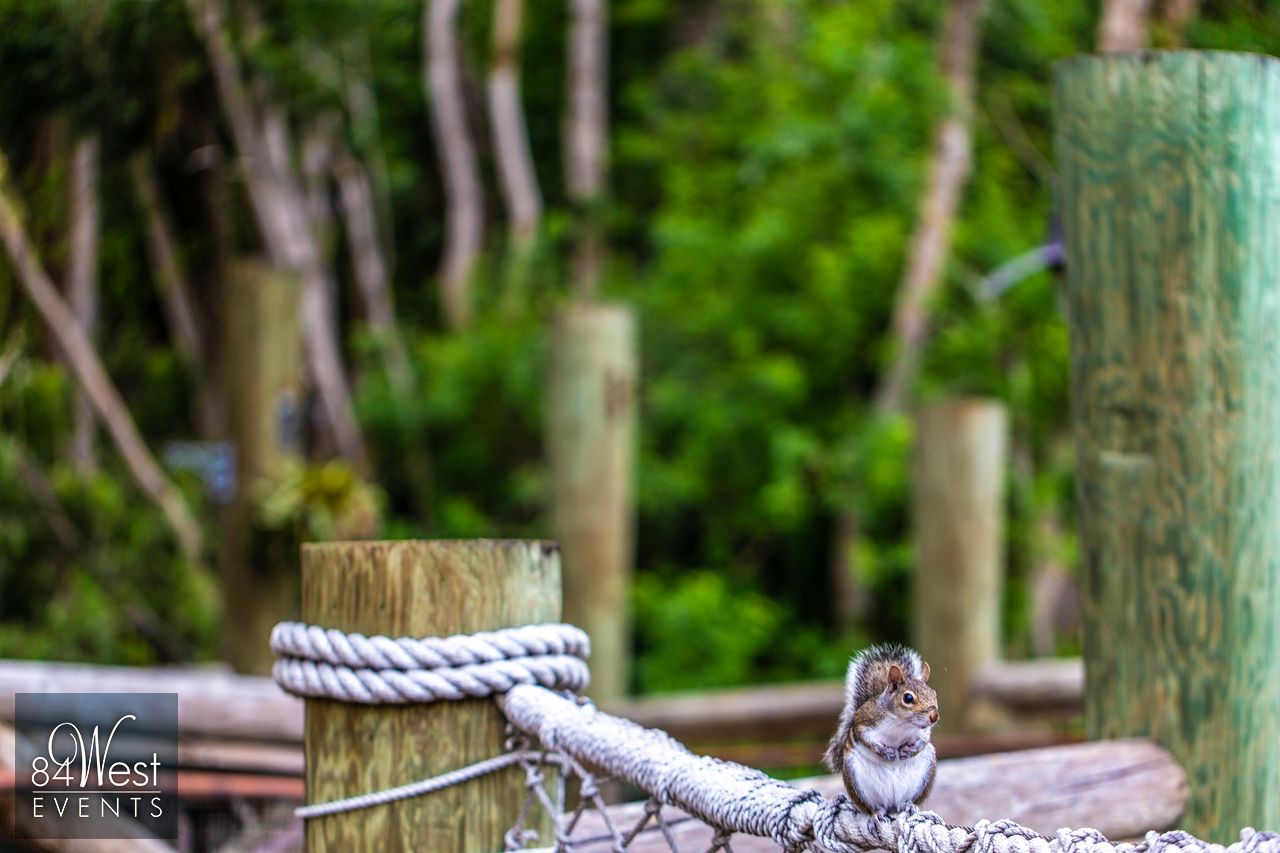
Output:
(271, 621), (1280, 853)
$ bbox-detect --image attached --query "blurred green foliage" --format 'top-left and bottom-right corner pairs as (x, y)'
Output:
(0, 0), (1276, 688)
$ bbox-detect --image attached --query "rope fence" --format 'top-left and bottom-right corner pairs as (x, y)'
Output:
(272, 620), (1280, 853)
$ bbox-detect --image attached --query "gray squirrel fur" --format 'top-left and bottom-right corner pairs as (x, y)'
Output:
(824, 643), (928, 772)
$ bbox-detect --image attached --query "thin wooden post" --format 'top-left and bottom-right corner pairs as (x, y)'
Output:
(1055, 51), (1280, 840)
(220, 259), (302, 673)
(548, 302), (637, 703)
(302, 540), (560, 851)
(912, 399), (1007, 731)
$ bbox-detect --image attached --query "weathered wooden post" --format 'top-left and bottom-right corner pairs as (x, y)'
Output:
(1056, 51), (1280, 840)
(548, 302), (637, 703)
(220, 258), (302, 673)
(301, 540), (560, 850)
(912, 398), (1007, 730)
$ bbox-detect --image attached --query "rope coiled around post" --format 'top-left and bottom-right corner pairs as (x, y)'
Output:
(271, 620), (591, 704)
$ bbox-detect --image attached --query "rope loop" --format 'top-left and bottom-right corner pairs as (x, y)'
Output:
(271, 620), (591, 705)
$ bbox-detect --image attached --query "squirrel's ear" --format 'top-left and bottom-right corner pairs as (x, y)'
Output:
(921, 661), (931, 683)
(888, 664), (904, 686)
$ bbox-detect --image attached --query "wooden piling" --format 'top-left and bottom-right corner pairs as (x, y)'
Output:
(548, 302), (637, 703)
(220, 259), (302, 674)
(301, 540), (561, 851)
(1055, 51), (1280, 840)
(912, 399), (1007, 731)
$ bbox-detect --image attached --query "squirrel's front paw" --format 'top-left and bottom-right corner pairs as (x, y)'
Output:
(871, 742), (899, 761)
(897, 738), (925, 760)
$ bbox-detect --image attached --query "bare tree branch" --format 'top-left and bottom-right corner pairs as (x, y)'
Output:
(424, 0), (483, 330)
(186, 0), (369, 471)
(874, 0), (989, 415)
(131, 154), (205, 367)
(489, 0), (542, 250)
(343, 34), (397, 272)
(0, 151), (204, 561)
(68, 134), (100, 474)
(333, 149), (412, 392)
(566, 0), (609, 299)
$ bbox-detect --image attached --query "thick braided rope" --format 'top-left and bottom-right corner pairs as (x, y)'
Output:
(500, 683), (1280, 853)
(271, 621), (590, 704)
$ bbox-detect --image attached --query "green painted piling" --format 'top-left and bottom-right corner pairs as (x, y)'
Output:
(1055, 51), (1280, 840)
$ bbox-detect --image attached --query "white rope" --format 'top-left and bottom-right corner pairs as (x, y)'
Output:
(272, 621), (591, 704)
(271, 621), (590, 670)
(499, 684), (1279, 853)
(295, 750), (565, 819)
(273, 621), (1280, 853)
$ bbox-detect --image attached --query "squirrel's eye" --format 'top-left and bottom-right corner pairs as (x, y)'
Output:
(903, 692), (915, 705)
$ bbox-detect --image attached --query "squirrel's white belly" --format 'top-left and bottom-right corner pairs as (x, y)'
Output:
(845, 741), (934, 812)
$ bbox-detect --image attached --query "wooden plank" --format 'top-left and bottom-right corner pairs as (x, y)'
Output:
(562, 738), (1184, 852)
(603, 680), (842, 743)
(0, 658), (1081, 753)
(177, 738), (304, 775)
(1056, 51), (1280, 840)
(968, 658), (1083, 713)
(0, 659), (303, 742)
(688, 730), (1079, 771)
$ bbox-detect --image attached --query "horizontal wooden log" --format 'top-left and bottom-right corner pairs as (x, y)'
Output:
(680, 730), (1080, 772)
(0, 660), (303, 742)
(604, 680), (842, 742)
(969, 657), (1084, 713)
(565, 738), (1184, 852)
(178, 738), (304, 775)
(0, 656), (1084, 749)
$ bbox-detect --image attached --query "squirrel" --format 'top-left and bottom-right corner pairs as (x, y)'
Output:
(824, 643), (940, 818)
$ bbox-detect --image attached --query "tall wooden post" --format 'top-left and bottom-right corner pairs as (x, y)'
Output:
(548, 302), (637, 703)
(220, 259), (302, 673)
(912, 399), (1007, 731)
(1056, 51), (1280, 840)
(302, 540), (560, 851)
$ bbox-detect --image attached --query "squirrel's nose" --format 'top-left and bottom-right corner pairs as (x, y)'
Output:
(928, 709), (939, 724)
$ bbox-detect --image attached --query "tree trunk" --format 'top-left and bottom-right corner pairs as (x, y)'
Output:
(424, 0), (483, 331)
(565, 0), (609, 299)
(488, 0), (542, 249)
(186, 0), (368, 471)
(834, 0), (989, 630)
(1098, 0), (1153, 52)
(0, 152), (203, 561)
(68, 134), (100, 474)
